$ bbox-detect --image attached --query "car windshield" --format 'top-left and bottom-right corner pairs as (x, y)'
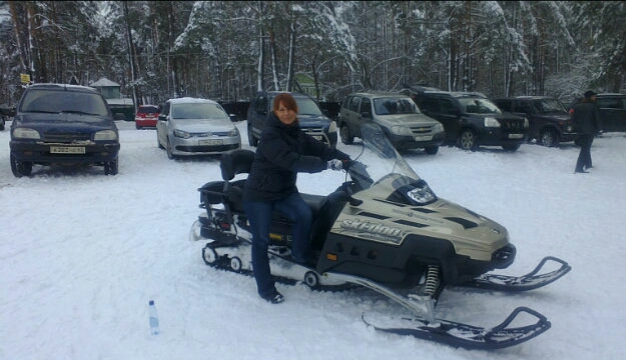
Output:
(171, 103), (228, 119)
(19, 89), (110, 117)
(295, 97), (323, 116)
(459, 98), (502, 114)
(535, 99), (567, 113)
(373, 97), (420, 115)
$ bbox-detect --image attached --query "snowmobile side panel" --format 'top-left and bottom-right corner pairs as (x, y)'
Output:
(317, 232), (459, 287)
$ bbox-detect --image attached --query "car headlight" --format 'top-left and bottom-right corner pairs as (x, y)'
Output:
(390, 125), (412, 136)
(12, 128), (40, 139)
(173, 129), (191, 139)
(94, 130), (118, 141)
(229, 128), (239, 137)
(327, 121), (337, 133)
(484, 117), (500, 127)
(433, 123), (444, 133)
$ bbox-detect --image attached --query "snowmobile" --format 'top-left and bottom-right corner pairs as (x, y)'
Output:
(189, 123), (571, 350)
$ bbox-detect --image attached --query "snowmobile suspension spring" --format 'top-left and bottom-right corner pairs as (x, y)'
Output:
(424, 265), (440, 296)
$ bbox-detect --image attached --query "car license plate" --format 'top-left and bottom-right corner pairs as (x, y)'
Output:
(508, 134), (524, 139)
(415, 135), (432, 141)
(199, 139), (223, 146)
(50, 146), (86, 154)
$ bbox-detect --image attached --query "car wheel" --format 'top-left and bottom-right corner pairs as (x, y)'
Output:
(457, 130), (477, 151)
(340, 125), (354, 145)
(104, 158), (119, 175)
(10, 152), (32, 178)
(424, 146), (439, 155)
(166, 138), (176, 159)
(0, 117), (5, 131)
(247, 124), (258, 146)
(538, 129), (558, 147)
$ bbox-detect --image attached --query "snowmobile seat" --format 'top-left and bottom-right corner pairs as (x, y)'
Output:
(220, 149), (255, 181)
(219, 149), (255, 213)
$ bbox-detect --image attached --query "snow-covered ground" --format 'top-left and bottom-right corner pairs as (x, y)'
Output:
(1, 120), (625, 359)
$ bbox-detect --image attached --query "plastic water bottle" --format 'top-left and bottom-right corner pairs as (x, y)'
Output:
(148, 300), (160, 335)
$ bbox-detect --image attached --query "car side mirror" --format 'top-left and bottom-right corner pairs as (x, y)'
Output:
(158, 114), (167, 121)
(229, 114), (238, 121)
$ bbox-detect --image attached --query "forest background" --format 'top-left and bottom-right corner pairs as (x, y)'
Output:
(1, 1), (625, 108)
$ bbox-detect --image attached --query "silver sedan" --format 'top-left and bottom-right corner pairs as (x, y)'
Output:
(156, 97), (241, 159)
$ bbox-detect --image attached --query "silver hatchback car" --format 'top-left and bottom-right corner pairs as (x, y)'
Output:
(156, 97), (241, 159)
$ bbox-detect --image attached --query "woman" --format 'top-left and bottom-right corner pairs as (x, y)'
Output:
(243, 93), (350, 304)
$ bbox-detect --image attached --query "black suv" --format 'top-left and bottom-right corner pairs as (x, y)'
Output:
(409, 88), (529, 151)
(9, 83), (122, 177)
(247, 91), (337, 147)
(494, 96), (576, 147)
(568, 93), (626, 133)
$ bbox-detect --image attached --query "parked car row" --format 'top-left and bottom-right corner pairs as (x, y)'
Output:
(7, 82), (625, 178)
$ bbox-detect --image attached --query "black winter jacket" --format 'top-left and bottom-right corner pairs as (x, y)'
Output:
(243, 113), (350, 202)
(572, 100), (600, 135)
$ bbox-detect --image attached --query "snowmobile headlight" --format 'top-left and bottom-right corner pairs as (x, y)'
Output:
(405, 179), (437, 205)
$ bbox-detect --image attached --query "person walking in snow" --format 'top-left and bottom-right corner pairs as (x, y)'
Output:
(243, 92), (351, 304)
(572, 90), (600, 173)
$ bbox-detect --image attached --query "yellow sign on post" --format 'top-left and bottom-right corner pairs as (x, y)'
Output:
(20, 74), (31, 83)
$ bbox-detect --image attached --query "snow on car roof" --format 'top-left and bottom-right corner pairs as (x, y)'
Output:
(167, 97), (218, 104)
(26, 83), (98, 92)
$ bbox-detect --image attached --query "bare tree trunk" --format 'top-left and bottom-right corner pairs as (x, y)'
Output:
(123, 2), (138, 109)
(8, 2), (29, 77)
(257, 28), (264, 92)
(269, 30), (280, 91)
(286, 19), (296, 92)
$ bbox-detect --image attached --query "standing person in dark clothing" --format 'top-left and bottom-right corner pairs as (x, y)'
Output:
(243, 93), (351, 304)
(572, 90), (600, 173)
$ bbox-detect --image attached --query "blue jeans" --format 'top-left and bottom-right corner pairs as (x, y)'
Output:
(243, 193), (312, 298)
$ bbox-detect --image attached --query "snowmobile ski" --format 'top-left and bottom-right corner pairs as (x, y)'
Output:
(459, 256), (571, 292)
(362, 306), (551, 350)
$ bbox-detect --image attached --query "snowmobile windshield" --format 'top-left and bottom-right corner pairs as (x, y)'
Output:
(350, 123), (438, 206)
